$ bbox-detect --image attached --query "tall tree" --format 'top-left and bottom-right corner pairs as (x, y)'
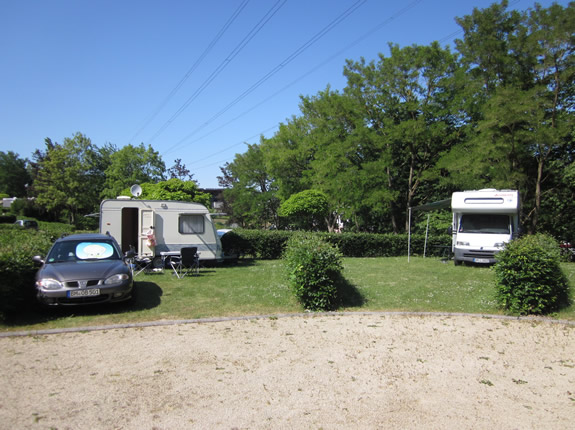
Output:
(34, 133), (106, 223)
(443, 0), (575, 232)
(101, 143), (166, 199)
(0, 151), (31, 197)
(218, 142), (279, 228)
(344, 42), (459, 231)
(167, 158), (195, 182)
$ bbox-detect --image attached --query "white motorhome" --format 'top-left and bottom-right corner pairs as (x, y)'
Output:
(451, 189), (520, 265)
(99, 199), (223, 264)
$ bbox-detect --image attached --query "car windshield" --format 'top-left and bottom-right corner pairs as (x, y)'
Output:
(459, 214), (511, 234)
(47, 240), (120, 263)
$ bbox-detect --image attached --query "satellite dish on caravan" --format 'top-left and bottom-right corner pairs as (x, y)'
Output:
(130, 184), (142, 197)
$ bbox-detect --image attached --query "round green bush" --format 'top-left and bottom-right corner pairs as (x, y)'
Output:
(283, 233), (343, 311)
(494, 233), (571, 315)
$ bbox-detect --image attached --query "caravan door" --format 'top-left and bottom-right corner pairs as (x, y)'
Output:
(139, 210), (156, 256)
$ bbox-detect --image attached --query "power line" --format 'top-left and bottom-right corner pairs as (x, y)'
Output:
(145, 0), (287, 144)
(127, 0), (250, 144)
(174, 0), (424, 167)
(163, 0), (367, 157)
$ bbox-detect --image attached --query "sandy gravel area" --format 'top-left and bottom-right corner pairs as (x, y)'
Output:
(1, 313), (574, 429)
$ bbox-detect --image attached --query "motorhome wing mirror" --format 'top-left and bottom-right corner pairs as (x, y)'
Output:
(447, 226), (453, 235)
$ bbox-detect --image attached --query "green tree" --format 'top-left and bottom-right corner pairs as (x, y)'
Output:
(0, 151), (31, 197)
(101, 143), (165, 199)
(344, 42), (459, 232)
(121, 178), (211, 207)
(218, 142), (279, 228)
(442, 0), (575, 233)
(278, 189), (329, 231)
(34, 133), (107, 223)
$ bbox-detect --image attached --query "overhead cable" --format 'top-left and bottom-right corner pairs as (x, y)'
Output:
(145, 0), (287, 144)
(128, 0), (250, 144)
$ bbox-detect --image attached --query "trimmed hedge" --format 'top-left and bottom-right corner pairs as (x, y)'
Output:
(221, 229), (451, 259)
(494, 233), (571, 315)
(0, 223), (80, 319)
(283, 233), (343, 311)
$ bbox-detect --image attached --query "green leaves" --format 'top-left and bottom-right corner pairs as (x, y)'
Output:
(283, 234), (343, 311)
(494, 233), (571, 315)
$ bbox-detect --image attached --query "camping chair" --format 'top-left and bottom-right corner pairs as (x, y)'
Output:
(170, 247), (199, 278)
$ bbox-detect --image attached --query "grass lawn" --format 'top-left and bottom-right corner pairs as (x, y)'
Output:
(2, 257), (574, 332)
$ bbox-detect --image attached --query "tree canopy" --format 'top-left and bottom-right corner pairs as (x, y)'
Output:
(220, 1), (575, 238)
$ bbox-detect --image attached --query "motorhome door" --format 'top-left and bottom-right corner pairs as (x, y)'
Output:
(139, 210), (156, 256)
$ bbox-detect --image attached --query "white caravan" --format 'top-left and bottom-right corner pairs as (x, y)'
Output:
(451, 189), (520, 265)
(99, 199), (222, 264)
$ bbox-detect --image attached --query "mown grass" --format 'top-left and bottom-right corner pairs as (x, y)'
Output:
(2, 256), (574, 332)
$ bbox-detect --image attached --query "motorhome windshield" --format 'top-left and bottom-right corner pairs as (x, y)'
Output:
(459, 214), (511, 234)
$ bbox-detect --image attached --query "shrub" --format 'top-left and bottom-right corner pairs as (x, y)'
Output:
(0, 227), (55, 319)
(494, 233), (571, 315)
(221, 229), (451, 259)
(283, 233), (343, 311)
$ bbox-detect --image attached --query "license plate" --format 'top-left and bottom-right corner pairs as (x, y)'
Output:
(473, 258), (490, 263)
(68, 289), (100, 298)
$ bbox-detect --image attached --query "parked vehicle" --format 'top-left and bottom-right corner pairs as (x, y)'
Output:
(99, 199), (223, 265)
(33, 233), (134, 306)
(450, 189), (520, 265)
(14, 219), (38, 229)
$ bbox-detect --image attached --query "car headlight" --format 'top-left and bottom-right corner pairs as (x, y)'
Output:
(37, 279), (62, 290)
(105, 274), (130, 285)
(456, 241), (470, 247)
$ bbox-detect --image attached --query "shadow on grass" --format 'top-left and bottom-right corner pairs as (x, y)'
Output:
(1, 281), (163, 328)
(336, 275), (366, 308)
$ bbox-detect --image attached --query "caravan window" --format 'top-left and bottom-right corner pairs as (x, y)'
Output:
(179, 214), (205, 234)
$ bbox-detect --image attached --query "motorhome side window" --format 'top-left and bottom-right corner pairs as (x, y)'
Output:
(459, 214), (511, 234)
(179, 214), (205, 234)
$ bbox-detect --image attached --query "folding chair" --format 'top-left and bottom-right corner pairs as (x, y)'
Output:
(170, 247), (199, 278)
(133, 255), (153, 276)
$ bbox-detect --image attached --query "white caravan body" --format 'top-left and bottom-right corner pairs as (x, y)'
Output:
(451, 189), (519, 265)
(99, 199), (222, 262)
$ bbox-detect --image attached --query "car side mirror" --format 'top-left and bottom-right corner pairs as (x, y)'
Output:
(32, 255), (44, 265)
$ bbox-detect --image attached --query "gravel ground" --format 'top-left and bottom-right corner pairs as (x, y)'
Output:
(1, 313), (574, 429)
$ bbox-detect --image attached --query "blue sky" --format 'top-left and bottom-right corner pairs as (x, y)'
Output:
(0, 0), (568, 188)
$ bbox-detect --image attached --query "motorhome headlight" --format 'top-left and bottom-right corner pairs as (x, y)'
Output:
(456, 241), (470, 247)
(494, 242), (505, 248)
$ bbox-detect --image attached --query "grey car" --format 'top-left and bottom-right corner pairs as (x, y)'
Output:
(34, 233), (134, 306)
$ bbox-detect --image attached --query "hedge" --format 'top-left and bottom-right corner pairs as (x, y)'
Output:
(0, 223), (79, 320)
(221, 229), (451, 259)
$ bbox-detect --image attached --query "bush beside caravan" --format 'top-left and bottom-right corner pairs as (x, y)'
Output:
(99, 199), (223, 264)
(451, 189), (520, 265)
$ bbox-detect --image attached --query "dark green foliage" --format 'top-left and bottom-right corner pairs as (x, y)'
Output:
(0, 226), (55, 319)
(494, 234), (571, 315)
(283, 233), (343, 311)
(0, 215), (16, 224)
(221, 229), (451, 259)
(0, 223), (79, 319)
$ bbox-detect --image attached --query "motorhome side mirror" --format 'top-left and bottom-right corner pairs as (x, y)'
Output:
(447, 226), (453, 235)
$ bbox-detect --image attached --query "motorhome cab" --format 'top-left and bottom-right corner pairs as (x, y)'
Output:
(99, 199), (223, 264)
(451, 189), (519, 265)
